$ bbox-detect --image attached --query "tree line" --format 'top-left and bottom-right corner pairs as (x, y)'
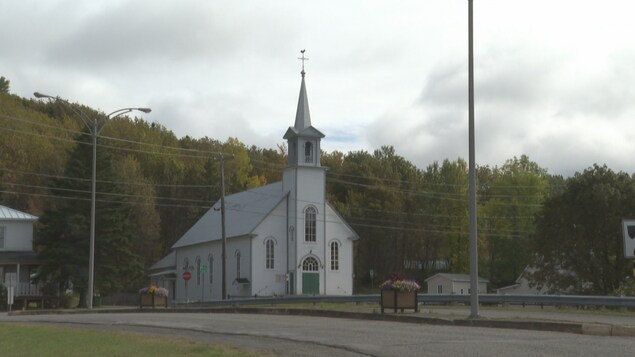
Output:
(1, 88), (634, 302)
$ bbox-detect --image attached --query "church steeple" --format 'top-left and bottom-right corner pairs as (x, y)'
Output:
(294, 74), (311, 130)
(284, 50), (325, 168)
(294, 50), (311, 130)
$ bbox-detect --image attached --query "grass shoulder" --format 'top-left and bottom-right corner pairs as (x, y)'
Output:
(0, 323), (266, 357)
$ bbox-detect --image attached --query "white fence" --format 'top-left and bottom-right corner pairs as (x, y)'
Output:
(15, 282), (41, 296)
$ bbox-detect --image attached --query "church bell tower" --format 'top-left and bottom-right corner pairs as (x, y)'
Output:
(282, 50), (327, 295)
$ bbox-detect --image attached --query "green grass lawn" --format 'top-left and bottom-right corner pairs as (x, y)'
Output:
(0, 323), (265, 357)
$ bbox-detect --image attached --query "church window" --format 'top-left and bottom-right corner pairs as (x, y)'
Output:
(330, 241), (339, 271)
(196, 257), (201, 286)
(302, 257), (319, 271)
(265, 239), (275, 269)
(305, 142), (313, 163)
(304, 206), (317, 242)
(182, 258), (190, 272)
(236, 250), (241, 278)
(208, 254), (214, 284)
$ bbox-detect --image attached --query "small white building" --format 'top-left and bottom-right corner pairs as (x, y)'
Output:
(0, 205), (40, 296)
(425, 273), (488, 295)
(151, 67), (359, 302)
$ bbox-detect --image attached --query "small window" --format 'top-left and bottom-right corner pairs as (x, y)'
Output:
(304, 206), (317, 242)
(305, 142), (313, 163)
(196, 257), (201, 286)
(302, 257), (319, 271)
(0, 226), (5, 249)
(330, 241), (339, 271)
(265, 239), (275, 269)
(437, 284), (443, 294)
(208, 255), (214, 284)
(460, 288), (464, 294)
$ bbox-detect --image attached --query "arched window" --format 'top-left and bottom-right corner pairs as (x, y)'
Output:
(196, 256), (201, 286)
(302, 257), (319, 271)
(305, 142), (313, 163)
(182, 258), (190, 272)
(265, 239), (275, 269)
(208, 254), (213, 284)
(305, 206), (317, 242)
(330, 241), (339, 271)
(236, 250), (241, 278)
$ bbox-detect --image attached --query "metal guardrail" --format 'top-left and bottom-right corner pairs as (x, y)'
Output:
(174, 293), (635, 309)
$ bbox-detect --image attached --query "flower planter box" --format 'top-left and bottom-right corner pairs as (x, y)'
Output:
(380, 290), (418, 313)
(139, 294), (167, 308)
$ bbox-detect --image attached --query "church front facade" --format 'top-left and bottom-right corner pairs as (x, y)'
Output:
(150, 68), (359, 302)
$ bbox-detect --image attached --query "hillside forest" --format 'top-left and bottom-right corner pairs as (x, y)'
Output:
(2, 84), (635, 302)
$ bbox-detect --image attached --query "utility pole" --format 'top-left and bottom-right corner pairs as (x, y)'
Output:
(468, 0), (480, 319)
(218, 154), (233, 300)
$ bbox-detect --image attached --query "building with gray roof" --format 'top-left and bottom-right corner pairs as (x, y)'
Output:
(151, 60), (359, 302)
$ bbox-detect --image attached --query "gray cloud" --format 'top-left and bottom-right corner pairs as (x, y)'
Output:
(3, 0), (635, 177)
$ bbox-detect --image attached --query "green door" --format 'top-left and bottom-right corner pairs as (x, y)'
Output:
(302, 273), (319, 295)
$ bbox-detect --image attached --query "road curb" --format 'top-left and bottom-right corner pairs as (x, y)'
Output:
(8, 306), (633, 337)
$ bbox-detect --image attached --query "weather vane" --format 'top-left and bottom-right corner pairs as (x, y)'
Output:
(298, 49), (309, 76)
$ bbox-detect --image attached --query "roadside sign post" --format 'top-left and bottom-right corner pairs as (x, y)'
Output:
(622, 219), (635, 277)
(183, 271), (191, 302)
(7, 286), (14, 313)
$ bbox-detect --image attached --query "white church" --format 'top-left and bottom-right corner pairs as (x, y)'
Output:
(149, 65), (359, 302)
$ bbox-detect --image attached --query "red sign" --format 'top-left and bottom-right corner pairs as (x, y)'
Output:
(182, 271), (192, 281)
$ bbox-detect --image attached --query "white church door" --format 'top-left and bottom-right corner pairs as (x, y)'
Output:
(301, 257), (319, 295)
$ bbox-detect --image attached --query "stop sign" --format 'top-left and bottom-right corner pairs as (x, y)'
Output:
(183, 271), (192, 281)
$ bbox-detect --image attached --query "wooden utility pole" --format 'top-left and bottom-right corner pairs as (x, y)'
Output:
(219, 154), (233, 300)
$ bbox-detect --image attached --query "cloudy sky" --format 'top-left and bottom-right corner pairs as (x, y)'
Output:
(2, 0), (634, 177)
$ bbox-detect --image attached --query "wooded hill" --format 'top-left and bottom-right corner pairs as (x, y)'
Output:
(2, 89), (634, 298)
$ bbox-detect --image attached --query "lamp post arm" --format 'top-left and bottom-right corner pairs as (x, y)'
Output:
(100, 107), (152, 135)
(34, 92), (92, 132)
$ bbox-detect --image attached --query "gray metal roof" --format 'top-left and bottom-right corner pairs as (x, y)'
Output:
(149, 251), (176, 272)
(0, 205), (38, 221)
(0, 251), (39, 264)
(171, 182), (287, 249)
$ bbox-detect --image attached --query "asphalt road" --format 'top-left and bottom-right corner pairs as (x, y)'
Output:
(2, 312), (635, 356)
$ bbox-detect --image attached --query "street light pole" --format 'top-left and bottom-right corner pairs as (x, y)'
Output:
(34, 92), (150, 309)
(89, 117), (97, 309)
(467, 0), (480, 319)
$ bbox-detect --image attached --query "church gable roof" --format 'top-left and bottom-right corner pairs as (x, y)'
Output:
(172, 182), (287, 249)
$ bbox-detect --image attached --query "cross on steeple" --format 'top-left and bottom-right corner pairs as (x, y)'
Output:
(298, 49), (309, 77)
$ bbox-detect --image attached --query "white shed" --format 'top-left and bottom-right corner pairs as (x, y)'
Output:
(425, 273), (488, 295)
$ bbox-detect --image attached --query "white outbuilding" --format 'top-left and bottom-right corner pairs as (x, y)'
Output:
(425, 273), (488, 295)
(151, 67), (359, 302)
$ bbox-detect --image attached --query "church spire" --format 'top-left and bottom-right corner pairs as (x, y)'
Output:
(294, 50), (311, 130)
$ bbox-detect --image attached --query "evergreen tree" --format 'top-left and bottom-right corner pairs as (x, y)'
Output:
(0, 76), (9, 94)
(35, 129), (144, 305)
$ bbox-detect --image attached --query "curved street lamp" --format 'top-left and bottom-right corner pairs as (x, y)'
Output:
(34, 91), (151, 309)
